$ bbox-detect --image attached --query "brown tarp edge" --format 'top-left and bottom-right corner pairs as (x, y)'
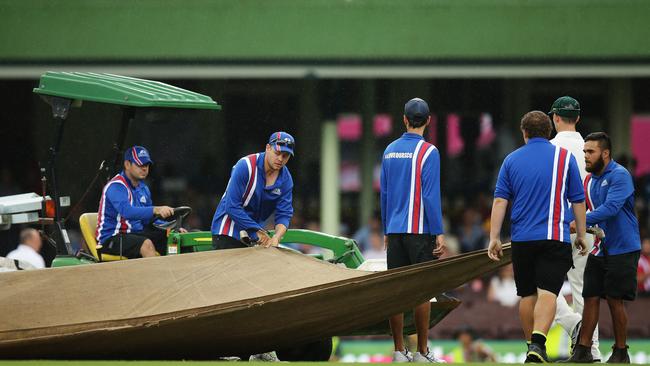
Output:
(0, 245), (511, 359)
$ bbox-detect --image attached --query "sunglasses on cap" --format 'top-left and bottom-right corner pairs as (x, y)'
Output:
(270, 137), (295, 149)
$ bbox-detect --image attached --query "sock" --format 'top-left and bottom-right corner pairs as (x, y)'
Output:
(531, 331), (547, 349)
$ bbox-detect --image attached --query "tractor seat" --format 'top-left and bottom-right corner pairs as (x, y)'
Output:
(79, 213), (127, 261)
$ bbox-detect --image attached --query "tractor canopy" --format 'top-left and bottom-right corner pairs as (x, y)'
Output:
(33, 71), (221, 110)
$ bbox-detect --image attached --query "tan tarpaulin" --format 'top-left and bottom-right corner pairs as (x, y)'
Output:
(0, 246), (510, 359)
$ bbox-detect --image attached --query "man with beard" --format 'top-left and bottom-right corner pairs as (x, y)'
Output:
(547, 96), (601, 361)
(488, 111), (587, 363)
(566, 132), (641, 363)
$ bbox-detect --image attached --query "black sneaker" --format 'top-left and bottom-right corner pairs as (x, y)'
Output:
(607, 345), (630, 364)
(570, 320), (582, 354)
(559, 344), (593, 363)
(525, 343), (549, 363)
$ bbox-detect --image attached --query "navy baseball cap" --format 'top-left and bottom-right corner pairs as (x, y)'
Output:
(268, 131), (295, 156)
(404, 97), (430, 123)
(124, 146), (153, 166)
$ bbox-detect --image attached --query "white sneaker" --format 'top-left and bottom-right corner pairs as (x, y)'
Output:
(218, 356), (242, 361)
(249, 351), (280, 362)
(392, 349), (413, 362)
(413, 349), (446, 363)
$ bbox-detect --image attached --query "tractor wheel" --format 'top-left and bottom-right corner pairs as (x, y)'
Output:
(276, 337), (333, 361)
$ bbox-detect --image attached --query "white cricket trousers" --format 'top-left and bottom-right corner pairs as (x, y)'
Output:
(554, 233), (601, 360)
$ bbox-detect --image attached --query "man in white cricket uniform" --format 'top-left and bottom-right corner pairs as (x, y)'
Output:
(548, 96), (601, 361)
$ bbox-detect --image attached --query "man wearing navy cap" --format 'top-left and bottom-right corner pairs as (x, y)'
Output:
(210, 132), (295, 362)
(381, 98), (446, 363)
(211, 132), (295, 250)
(96, 146), (175, 258)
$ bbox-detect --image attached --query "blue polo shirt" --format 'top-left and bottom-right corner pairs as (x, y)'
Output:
(584, 160), (641, 256)
(494, 138), (585, 243)
(211, 152), (293, 241)
(96, 172), (155, 244)
(380, 133), (443, 235)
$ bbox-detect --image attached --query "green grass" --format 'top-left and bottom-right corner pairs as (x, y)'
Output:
(0, 362), (638, 365)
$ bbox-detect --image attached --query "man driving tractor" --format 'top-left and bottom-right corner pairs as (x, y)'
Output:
(95, 146), (177, 258)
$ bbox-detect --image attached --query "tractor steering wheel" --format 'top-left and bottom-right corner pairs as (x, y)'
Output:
(152, 206), (192, 232)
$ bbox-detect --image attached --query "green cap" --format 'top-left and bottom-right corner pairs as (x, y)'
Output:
(548, 96), (580, 118)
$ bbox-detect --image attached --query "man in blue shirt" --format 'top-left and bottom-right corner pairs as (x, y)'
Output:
(211, 132), (294, 250)
(381, 98), (445, 363)
(210, 132), (294, 362)
(488, 111), (587, 363)
(96, 146), (175, 258)
(567, 132), (641, 364)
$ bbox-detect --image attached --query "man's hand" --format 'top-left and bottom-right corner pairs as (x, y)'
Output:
(574, 236), (587, 256)
(257, 230), (271, 247)
(488, 198), (507, 261)
(179, 228), (188, 233)
(487, 238), (503, 261)
(153, 206), (174, 219)
(433, 234), (446, 257)
(587, 226), (606, 240)
(569, 221), (577, 234)
(267, 236), (281, 248)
